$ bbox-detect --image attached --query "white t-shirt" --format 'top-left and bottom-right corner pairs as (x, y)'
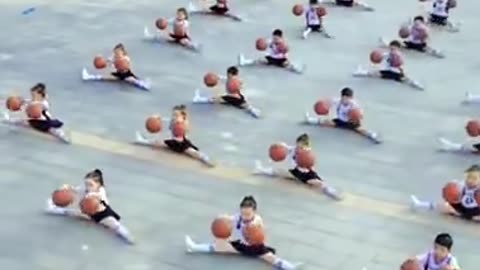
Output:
(305, 7), (320, 26)
(231, 213), (263, 243)
(416, 251), (460, 270)
(382, 52), (402, 73)
(77, 186), (109, 204)
(408, 25), (428, 44)
(431, 0), (449, 17)
(331, 98), (359, 122)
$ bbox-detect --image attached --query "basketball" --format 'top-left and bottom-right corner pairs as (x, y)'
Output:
(415, 26), (428, 40)
(277, 41), (288, 54)
(155, 18), (168, 30)
(243, 223), (265, 245)
(93, 56), (107, 69)
(226, 78), (241, 94)
(475, 190), (480, 205)
(398, 26), (410, 39)
(390, 52), (404, 68)
(316, 6), (327, 17)
(204, 72), (219, 87)
(52, 189), (74, 207)
(145, 115), (162, 133)
(465, 120), (480, 137)
(369, 50), (384, 64)
(400, 259), (421, 270)
(80, 196), (100, 215)
(114, 57), (130, 71)
(6, 96), (22, 111)
(172, 121), (186, 138)
(314, 100), (330, 115)
(211, 217), (233, 239)
(292, 4), (304, 16)
(255, 38), (268, 51)
(348, 108), (363, 123)
(26, 103), (43, 119)
(295, 148), (315, 168)
(442, 182), (461, 204)
(447, 0), (457, 9)
(269, 143), (288, 162)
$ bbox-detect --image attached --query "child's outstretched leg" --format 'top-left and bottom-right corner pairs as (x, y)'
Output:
(49, 127), (71, 144)
(410, 195), (461, 216)
(352, 65), (378, 78)
(185, 235), (231, 253)
(45, 198), (87, 219)
(437, 137), (478, 153)
(354, 126), (382, 143)
(425, 46), (445, 58)
(242, 103), (262, 118)
(100, 217), (135, 245)
(260, 252), (304, 270)
(237, 54), (265, 67)
(82, 68), (118, 82)
(354, 1), (374, 11)
(305, 178), (343, 200)
(462, 92), (480, 105)
(185, 147), (215, 167)
(179, 37), (202, 52)
(253, 160), (295, 179)
(401, 76), (425, 90)
(192, 89), (215, 104)
(124, 76), (151, 90)
(135, 131), (161, 147)
(1, 111), (26, 126)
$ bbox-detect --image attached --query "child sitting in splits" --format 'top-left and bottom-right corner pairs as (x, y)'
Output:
(187, 0), (243, 21)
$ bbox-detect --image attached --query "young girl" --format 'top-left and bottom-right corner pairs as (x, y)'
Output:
(192, 66), (261, 118)
(425, 0), (460, 31)
(437, 136), (480, 154)
(303, 87), (381, 143)
(254, 134), (342, 200)
(82, 43), (150, 90)
(45, 169), (135, 244)
(135, 105), (215, 167)
(187, 0), (243, 21)
(410, 233), (461, 270)
(411, 164), (480, 222)
(353, 40), (424, 90)
(185, 196), (303, 270)
(302, 0), (333, 39)
(2, 83), (70, 143)
(319, 0), (374, 11)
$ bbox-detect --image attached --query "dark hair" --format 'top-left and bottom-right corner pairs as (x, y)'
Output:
(85, 169), (104, 186)
(272, 29), (283, 37)
(413, 15), (425, 22)
(309, 0), (319, 4)
(113, 43), (127, 55)
(240, 196), (257, 210)
(341, 87), (354, 97)
(30, 83), (46, 97)
(296, 133), (309, 144)
(227, 66), (239, 76)
(177, 7), (189, 19)
(389, 40), (402, 48)
(434, 233), (453, 250)
(465, 164), (480, 173)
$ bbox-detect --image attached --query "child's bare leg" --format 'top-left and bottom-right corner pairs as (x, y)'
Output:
(303, 113), (336, 127)
(1, 111), (27, 126)
(238, 54), (267, 67)
(253, 161), (295, 179)
(100, 216), (135, 244)
(45, 198), (89, 219)
(192, 89), (217, 104)
(354, 1), (374, 11)
(260, 252), (303, 270)
(224, 13), (243, 21)
(124, 76), (150, 90)
(185, 235), (238, 254)
(354, 127), (380, 141)
(134, 131), (162, 147)
(410, 195), (461, 216)
(185, 147), (215, 167)
(305, 179), (342, 200)
(180, 38), (201, 51)
(283, 60), (305, 74)
(49, 128), (71, 144)
(241, 102), (262, 118)
(437, 137), (477, 153)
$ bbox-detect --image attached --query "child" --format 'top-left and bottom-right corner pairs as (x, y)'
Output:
(461, 92), (480, 105)
(302, 0), (333, 39)
(192, 66), (261, 118)
(437, 136), (480, 154)
(45, 169), (135, 244)
(185, 196), (303, 270)
(238, 29), (305, 74)
(303, 87), (381, 143)
(2, 83), (70, 143)
(411, 164), (480, 222)
(135, 104), (215, 167)
(254, 134), (342, 200)
(187, 0), (243, 21)
(426, 0), (460, 31)
(319, 0), (374, 11)
(353, 40), (424, 90)
(82, 43), (150, 90)
(413, 233), (461, 270)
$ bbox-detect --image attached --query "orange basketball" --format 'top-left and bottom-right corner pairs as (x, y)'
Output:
(114, 57), (130, 71)
(398, 26), (410, 39)
(295, 148), (315, 168)
(370, 50), (384, 64)
(26, 103), (43, 119)
(316, 6), (327, 17)
(442, 182), (461, 204)
(80, 196), (100, 215)
(145, 115), (162, 133)
(348, 108), (363, 123)
(211, 217), (233, 239)
(475, 191), (480, 206)
(400, 259), (421, 270)
(52, 189), (74, 207)
(447, 0), (457, 8)
(203, 72), (219, 87)
(226, 78), (241, 94)
(243, 223), (265, 245)
(277, 41), (288, 54)
(269, 143), (288, 162)
(171, 121), (186, 138)
(255, 38), (268, 51)
(465, 120), (480, 137)
(314, 100), (330, 115)
(292, 4), (304, 16)
(6, 96), (22, 111)
(93, 56), (107, 69)
(155, 17), (168, 30)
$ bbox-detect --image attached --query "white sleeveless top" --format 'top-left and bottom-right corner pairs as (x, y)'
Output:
(331, 98), (359, 122)
(77, 186), (109, 204)
(305, 7), (320, 26)
(382, 52), (402, 73)
(460, 185), (479, 208)
(408, 25), (427, 44)
(431, 0), (449, 17)
(232, 213), (263, 243)
(416, 251), (460, 270)
(267, 40), (288, 59)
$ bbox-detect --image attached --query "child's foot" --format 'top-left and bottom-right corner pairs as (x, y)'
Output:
(135, 131), (150, 145)
(237, 54), (246, 66)
(429, 48), (445, 59)
(367, 131), (382, 144)
(406, 79), (424, 90)
(302, 30), (310, 39)
(185, 235), (195, 253)
(192, 89), (202, 103)
(143, 26), (155, 40)
(290, 63), (306, 74)
(378, 36), (389, 47)
(303, 112), (320, 125)
(187, 2), (198, 12)
(322, 185), (344, 201)
(352, 65), (369, 77)
(82, 68), (92, 81)
(246, 106), (262, 118)
(134, 79), (151, 90)
(410, 195), (420, 211)
(462, 92), (472, 105)
(2, 111), (10, 123)
(253, 160), (265, 175)
(437, 137), (460, 152)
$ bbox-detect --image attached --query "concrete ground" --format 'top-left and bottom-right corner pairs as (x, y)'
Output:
(0, 0), (479, 269)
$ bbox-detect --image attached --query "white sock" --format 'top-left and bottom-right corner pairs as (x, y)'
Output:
(438, 137), (462, 151)
(193, 90), (211, 103)
(245, 105), (261, 118)
(302, 28), (311, 39)
(135, 131), (155, 145)
(254, 160), (275, 176)
(410, 195), (435, 210)
(2, 111), (11, 123)
(45, 199), (68, 215)
(198, 152), (210, 163)
(321, 185), (341, 200)
(185, 235), (214, 253)
(304, 112), (320, 125)
(133, 79), (150, 90)
(273, 258), (302, 270)
(115, 223), (134, 244)
(50, 129), (70, 143)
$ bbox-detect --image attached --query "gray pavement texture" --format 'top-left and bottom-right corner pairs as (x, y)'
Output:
(0, 0), (479, 269)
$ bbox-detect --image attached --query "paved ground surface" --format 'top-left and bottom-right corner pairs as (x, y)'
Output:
(0, 0), (479, 269)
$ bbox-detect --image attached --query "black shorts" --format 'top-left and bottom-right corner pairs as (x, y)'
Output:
(289, 167), (322, 184)
(164, 138), (199, 153)
(333, 118), (360, 130)
(265, 56), (287, 67)
(380, 70), (404, 81)
(450, 203), (480, 220)
(429, 14), (448, 26)
(210, 5), (229, 14)
(336, 0), (354, 7)
(90, 201), (121, 223)
(307, 24), (322, 32)
(230, 240), (275, 257)
(111, 69), (137, 80)
(28, 119), (63, 132)
(169, 33), (190, 42)
(404, 41), (427, 52)
(473, 143), (480, 151)
(221, 94), (246, 108)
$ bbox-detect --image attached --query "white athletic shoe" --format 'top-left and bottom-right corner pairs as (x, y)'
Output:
(144, 26), (154, 40)
(2, 111), (10, 123)
(237, 54), (246, 66)
(253, 160), (264, 174)
(135, 131), (149, 145)
(302, 30), (309, 39)
(81, 68), (91, 81)
(437, 137), (458, 151)
(352, 65), (368, 77)
(304, 112), (319, 125)
(410, 195), (420, 210)
(192, 89), (202, 103)
(379, 36), (389, 47)
(185, 235), (195, 253)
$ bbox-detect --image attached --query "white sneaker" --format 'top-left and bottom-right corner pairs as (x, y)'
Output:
(135, 131), (149, 145)
(304, 112), (319, 125)
(237, 54), (246, 66)
(247, 107), (261, 118)
(192, 89), (202, 103)
(253, 160), (264, 174)
(2, 111), (10, 123)
(187, 2), (198, 12)
(81, 68), (91, 81)
(410, 195), (420, 211)
(185, 235), (195, 253)
(144, 26), (154, 40)
(437, 137), (454, 151)
(352, 65), (368, 77)
(302, 30), (309, 39)
(291, 63), (306, 74)
(379, 36), (389, 47)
